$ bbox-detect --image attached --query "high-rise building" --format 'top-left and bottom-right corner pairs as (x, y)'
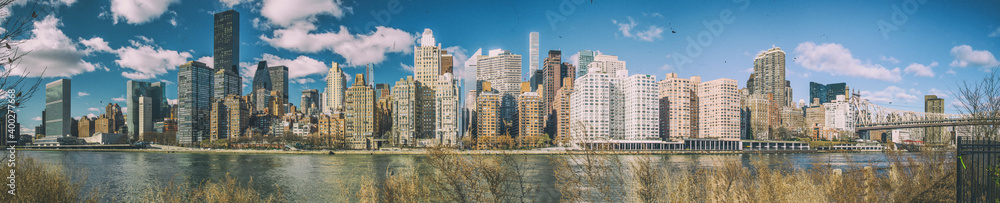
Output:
(138, 96), (153, 141)
(127, 81), (167, 141)
(518, 91), (543, 140)
(326, 62), (346, 112)
(435, 73), (460, 146)
(925, 95), (945, 143)
(391, 76), (416, 146)
(78, 116), (94, 138)
(553, 77), (574, 142)
(588, 54), (626, 75)
(252, 61), (272, 93)
(415, 28), (443, 140)
(529, 32), (539, 78)
(577, 50), (594, 78)
(268, 65), (289, 101)
(570, 70), (610, 142)
(45, 79), (71, 137)
(213, 68), (242, 103)
(805, 98), (827, 139)
(824, 95), (855, 135)
(698, 78), (740, 139)
(345, 74), (375, 149)
(746, 94), (773, 140)
(105, 103), (124, 133)
(177, 61), (214, 145)
(622, 73), (659, 140)
(657, 73), (699, 139)
(476, 49), (521, 133)
(214, 10), (239, 73)
(543, 50), (561, 114)
(301, 89), (320, 115)
(476, 85), (502, 146)
(809, 82), (849, 104)
(441, 51), (454, 75)
(749, 47), (787, 108)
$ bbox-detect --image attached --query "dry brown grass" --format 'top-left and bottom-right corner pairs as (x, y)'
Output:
(142, 173), (283, 203)
(0, 152), (100, 203)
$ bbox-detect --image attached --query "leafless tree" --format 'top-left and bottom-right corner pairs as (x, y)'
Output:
(0, 0), (45, 110)
(952, 71), (1000, 140)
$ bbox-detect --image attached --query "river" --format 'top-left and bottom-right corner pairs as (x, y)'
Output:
(20, 150), (920, 202)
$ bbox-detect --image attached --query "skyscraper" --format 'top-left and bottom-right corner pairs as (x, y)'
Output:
(543, 50), (561, 114)
(518, 91), (543, 140)
(391, 76), (416, 146)
(252, 61), (272, 92)
(554, 77), (574, 142)
(268, 65), (289, 101)
(213, 68), (242, 102)
(138, 97), (153, 141)
(177, 61), (213, 145)
(809, 82), (849, 104)
(529, 32), (539, 78)
(622, 73), (659, 140)
(127, 81), (167, 141)
(435, 73), (460, 146)
(45, 79), (71, 137)
(441, 52), (454, 75)
(345, 74), (375, 149)
(214, 10), (239, 73)
(750, 47), (787, 108)
(326, 62), (346, 112)
(576, 50), (594, 78)
(657, 73), (699, 139)
(301, 89), (319, 115)
(415, 28), (443, 140)
(698, 78), (740, 139)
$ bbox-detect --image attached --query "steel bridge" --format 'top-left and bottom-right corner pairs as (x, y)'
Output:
(848, 96), (999, 132)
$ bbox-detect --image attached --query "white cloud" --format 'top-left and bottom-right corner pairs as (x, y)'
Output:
(794, 42), (902, 82)
(219, 0), (252, 7)
(860, 86), (917, 103)
(80, 37), (112, 54)
(4, 15), (98, 78)
(990, 27), (1000, 37)
(612, 17), (663, 42)
(196, 56), (214, 69)
(568, 52), (580, 67)
(879, 55), (900, 64)
(260, 0), (351, 27)
(903, 61), (937, 77)
(114, 40), (192, 80)
(928, 88), (949, 98)
(258, 53), (327, 79)
(949, 45), (1000, 69)
(158, 79), (174, 85)
(77, 92), (89, 97)
(110, 0), (180, 25)
(168, 99), (177, 105)
(400, 63), (414, 72)
(294, 78), (315, 84)
(742, 68), (754, 73)
(261, 24), (415, 66)
(32, 116), (41, 121)
(169, 17), (177, 27)
(112, 95), (126, 102)
(946, 69), (957, 75)
(87, 107), (99, 112)
(85, 113), (96, 119)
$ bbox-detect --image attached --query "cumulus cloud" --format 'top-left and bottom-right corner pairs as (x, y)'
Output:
(87, 107), (99, 112)
(928, 88), (949, 98)
(258, 53), (328, 79)
(794, 42), (902, 82)
(568, 52), (580, 67)
(879, 55), (900, 64)
(110, 0), (180, 25)
(112, 95), (126, 102)
(261, 23), (415, 66)
(168, 99), (177, 105)
(4, 15), (98, 78)
(946, 69), (957, 75)
(219, 0), (251, 7)
(990, 27), (1000, 37)
(77, 92), (89, 97)
(949, 45), (1000, 69)
(196, 56), (214, 69)
(611, 17), (663, 42)
(32, 116), (41, 121)
(400, 63), (414, 72)
(860, 86), (917, 103)
(158, 79), (174, 85)
(903, 61), (937, 77)
(659, 64), (673, 71)
(260, 0), (351, 27)
(114, 40), (192, 79)
(444, 46), (470, 79)
(80, 37), (112, 54)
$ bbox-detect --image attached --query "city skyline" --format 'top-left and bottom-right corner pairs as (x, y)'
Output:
(1, 0), (999, 135)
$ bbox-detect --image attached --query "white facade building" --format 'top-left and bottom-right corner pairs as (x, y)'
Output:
(528, 32), (539, 78)
(325, 62), (346, 113)
(698, 78), (740, 139)
(569, 55), (659, 144)
(824, 95), (855, 132)
(622, 73), (659, 140)
(435, 73), (460, 146)
(570, 71), (611, 142)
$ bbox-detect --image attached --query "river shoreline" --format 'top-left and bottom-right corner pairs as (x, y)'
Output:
(18, 147), (888, 155)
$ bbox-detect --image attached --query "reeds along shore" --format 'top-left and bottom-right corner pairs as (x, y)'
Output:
(5, 150), (956, 203)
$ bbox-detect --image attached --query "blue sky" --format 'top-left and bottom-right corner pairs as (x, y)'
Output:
(2, 0), (999, 134)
